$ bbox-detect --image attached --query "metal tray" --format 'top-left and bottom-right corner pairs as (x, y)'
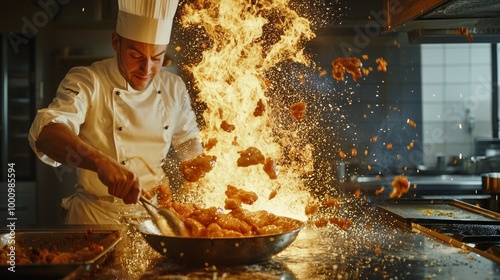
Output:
(0, 229), (121, 279)
(376, 199), (500, 226)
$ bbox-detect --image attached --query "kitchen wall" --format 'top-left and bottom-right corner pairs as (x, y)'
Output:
(421, 43), (495, 168)
(307, 32), (423, 177)
(0, 0), (119, 225)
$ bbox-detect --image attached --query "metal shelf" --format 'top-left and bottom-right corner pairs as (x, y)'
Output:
(1, 34), (36, 183)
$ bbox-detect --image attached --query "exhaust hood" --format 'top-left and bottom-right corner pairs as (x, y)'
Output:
(384, 0), (500, 43)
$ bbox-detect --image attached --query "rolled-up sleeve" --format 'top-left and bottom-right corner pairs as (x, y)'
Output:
(28, 67), (94, 167)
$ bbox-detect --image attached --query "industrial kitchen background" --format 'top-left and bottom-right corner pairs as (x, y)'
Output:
(0, 0), (498, 227)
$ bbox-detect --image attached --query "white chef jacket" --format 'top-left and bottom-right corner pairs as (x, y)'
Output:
(28, 57), (200, 224)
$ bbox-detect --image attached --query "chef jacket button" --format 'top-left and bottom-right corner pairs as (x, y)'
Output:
(157, 90), (161, 94)
(118, 126), (123, 131)
(121, 160), (126, 165)
(115, 91), (121, 96)
(164, 125), (169, 130)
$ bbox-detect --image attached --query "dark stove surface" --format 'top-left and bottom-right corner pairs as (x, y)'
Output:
(424, 223), (500, 242)
(379, 199), (500, 264)
(417, 222), (500, 263)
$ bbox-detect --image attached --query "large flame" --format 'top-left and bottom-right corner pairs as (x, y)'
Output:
(177, 0), (318, 220)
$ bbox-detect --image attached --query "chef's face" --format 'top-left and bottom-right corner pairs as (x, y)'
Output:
(112, 32), (167, 91)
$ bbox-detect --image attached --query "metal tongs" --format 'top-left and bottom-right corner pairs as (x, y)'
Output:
(139, 195), (188, 237)
(125, 156), (188, 237)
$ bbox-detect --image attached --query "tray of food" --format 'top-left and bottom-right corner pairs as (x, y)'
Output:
(376, 199), (500, 226)
(0, 228), (121, 279)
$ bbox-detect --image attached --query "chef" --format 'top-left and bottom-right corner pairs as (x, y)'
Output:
(28, 0), (203, 224)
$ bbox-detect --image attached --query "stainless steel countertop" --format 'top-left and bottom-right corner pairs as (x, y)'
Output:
(339, 174), (484, 197)
(355, 174), (482, 185)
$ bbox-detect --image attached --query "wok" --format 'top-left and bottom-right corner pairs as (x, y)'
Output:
(138, 217), (304, 266)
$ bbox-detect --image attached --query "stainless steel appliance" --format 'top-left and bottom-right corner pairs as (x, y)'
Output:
(377, 199), (500, 263)
(384, 0), (500, 43)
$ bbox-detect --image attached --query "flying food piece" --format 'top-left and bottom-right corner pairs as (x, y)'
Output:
(376, 57), (388, 72)
(263, 157), (278, 179)
(253, 99), (265, 117)
(390, 175), (410, 198)
(332, 57), (362, 81)
(221, 120), (235, 132)
(237, 147), (265, 167)
(290, 101), (306, 121)
(224, 185), (258, 210)
(179, 153), (217, 182)
(204, 138), (218, 151)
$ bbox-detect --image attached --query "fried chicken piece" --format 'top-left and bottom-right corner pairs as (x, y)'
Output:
(52, 244), (104, 264)
(236, 147), (265, 167)
(376, 57), (387, 72)
(268, 188), (278, 200)
(390, 175), (410, 198)
(375, 186), (385, 196)
(290, 101), (306, 121)
(171, 202), (199, 220)
(184, 217), (206, 237)
(204, 138), (218, 151)
(216, 213), (253, 235)
(225, 185), (258, 206)
(141, 184), (172, 207)
(156, 184), (173, 208)
(206, 223), (224, 237)
(273, 216), (301, 232)
(205, 222), (245, 237)
(407, 119), (417, 128)
(332, 57), (362, 81)
(329, 217), (353, 229)
(258, 225), (282, 235)
(314, 218), (329, 228)
(354, 189), (362, 198)
(224, 198), (242, 210)
(232, 209), (276, 230)
(220, 229), (245, 237)
(253, 98), (265, 117)
(305, 203), (319, 216)
(221, 120), (235, 132)
(186, 206), (219, 226)
(263, 157), (278, 179)
(322, 194), (340, 208)
(179, 153), (217, 182)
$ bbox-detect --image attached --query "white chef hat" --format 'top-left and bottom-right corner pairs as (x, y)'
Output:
(116, 0), (179, 45)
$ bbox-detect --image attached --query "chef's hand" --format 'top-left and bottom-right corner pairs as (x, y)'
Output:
(96, 159), (141, 204)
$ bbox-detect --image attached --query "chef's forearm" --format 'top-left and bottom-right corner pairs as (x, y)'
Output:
(35, 123), (109, 172)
